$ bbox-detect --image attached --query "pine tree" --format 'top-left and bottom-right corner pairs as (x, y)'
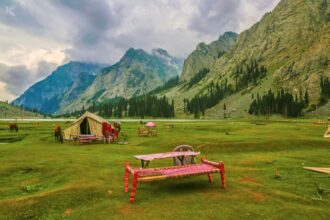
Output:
(304, 90), (309, 106)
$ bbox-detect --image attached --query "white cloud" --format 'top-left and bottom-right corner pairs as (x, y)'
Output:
(0, 0), (280, 101)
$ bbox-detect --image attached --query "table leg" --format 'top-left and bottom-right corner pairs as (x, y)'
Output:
(141, 160), (150, 168)
(124, 167), (130, 192)
(145, 161), (150, 168)
(130, 172), (138, 203)
(178, 156), (185, 165)
(191, 156), (196, 164)
(219, 162), (226, 189)
(207, 173), (213, 183)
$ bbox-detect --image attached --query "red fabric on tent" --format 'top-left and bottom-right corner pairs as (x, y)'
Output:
(102, 122), (119, 139)
(102, 122), (113, 137)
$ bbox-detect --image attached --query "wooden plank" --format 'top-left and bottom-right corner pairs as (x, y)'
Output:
(303, 167), (330, 174)
(138, 175), (167, 182)
(135, 151), (200, 161)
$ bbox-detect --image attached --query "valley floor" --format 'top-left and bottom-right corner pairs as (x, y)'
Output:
(0, 120), (329, 219)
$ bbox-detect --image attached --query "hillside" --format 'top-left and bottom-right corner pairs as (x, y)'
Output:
(162, 0), (330, 118)
(0, 101), (42, 118)
(180, 32), (238, 81)
(12, 62), (105, 114)
(58, 48), (182, 114)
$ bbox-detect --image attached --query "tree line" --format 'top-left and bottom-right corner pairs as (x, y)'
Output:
(10, 103), (44, 116)
(186, 68), (210, 88)
(234, 60), (267, 91)
(184, 60), (267, 118)
(320, 76), (330, 105)
(249, 89), (309, 117)
(62, 95), (175, 119)
(184, 79), (234, 118)
(149, 76), (179, 95)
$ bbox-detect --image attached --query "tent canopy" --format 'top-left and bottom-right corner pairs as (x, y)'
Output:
(64, 111), (108, 139)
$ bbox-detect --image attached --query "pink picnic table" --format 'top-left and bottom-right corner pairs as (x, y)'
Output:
(134, 151), (200, 168)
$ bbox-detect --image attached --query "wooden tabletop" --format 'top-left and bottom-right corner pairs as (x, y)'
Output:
(135, 151), (200, 161)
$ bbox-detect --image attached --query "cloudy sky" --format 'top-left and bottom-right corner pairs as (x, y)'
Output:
(0, 0), (280, 101)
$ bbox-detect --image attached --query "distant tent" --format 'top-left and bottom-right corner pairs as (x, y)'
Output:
(324, 126), (330, 138)
(64, 111), (108, 140)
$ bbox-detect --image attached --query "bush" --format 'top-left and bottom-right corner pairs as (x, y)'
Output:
(21, 184), (43, 193)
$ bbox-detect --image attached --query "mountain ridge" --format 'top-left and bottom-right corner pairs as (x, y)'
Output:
(57, 47), (182, 114)
(160, 0), (330, 118)
(180, 31), (238, 81)
(12, 61), (106, 114)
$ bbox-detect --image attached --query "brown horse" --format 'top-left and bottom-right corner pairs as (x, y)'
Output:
(113, 122), (121, 132)
(9, 123), (18, 132)
(53, 124), (63, 143)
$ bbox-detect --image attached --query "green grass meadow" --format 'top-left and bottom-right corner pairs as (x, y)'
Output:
(0, 120), (329, 219)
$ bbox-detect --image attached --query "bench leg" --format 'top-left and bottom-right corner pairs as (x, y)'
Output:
(207, 173), (213, 183)
(130, 172), (138, 203)
(219, 162), (226, 189)
(124, 168), (130, 193)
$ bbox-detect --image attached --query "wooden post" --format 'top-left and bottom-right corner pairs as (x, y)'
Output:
(219, 162), (226, 189)
(130, 172), (139, 203)
(124, 162), (130, 193)
(207, 173), (213, 183)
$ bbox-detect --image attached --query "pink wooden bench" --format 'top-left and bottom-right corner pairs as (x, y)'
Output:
(124, 157), (225, 203)
(70, 134), (100, 145)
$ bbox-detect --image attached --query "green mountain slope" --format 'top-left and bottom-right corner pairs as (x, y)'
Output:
(180, 32), (237, 81)
(58, 48), (182, 114)
(0, 101), (42, 118)
(163, 0), (330, 118)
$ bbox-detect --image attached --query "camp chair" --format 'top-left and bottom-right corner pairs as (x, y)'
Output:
(173, 145), (196, 166)
(138, 127), (150, 137)
(149, 128), (157, 136)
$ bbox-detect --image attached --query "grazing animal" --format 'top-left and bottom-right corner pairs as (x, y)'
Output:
(9, 123), (18, 132)
(53, 125), (63, 143)
(113, 122), (121, 132)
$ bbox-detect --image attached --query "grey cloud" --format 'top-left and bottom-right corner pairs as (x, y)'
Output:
(0, 0), (44, 34)
(189, 0), (241, 36)
(0, 0), (281, 69)
(35, 61), (57, 79)
(0, 64), (32, 95)
(0, 61), (56, 96)
(51, 0), (125, 63)
(253, 0), (279, 11)
(188, 0), (280, 37)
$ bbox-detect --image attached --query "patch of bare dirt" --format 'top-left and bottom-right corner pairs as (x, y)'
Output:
(239, 160), (255, 166)
(238, 177), (262, 186)
(250, 191), (267, 202)
(64, 208), (73, 216)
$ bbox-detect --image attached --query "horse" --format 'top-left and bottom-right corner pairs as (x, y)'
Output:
(9, 123), (18, 132)
(113, 122), (121, 132)
(53, 124), (63, 143)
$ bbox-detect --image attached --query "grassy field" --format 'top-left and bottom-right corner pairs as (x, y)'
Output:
(0, 120), (329, 219)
